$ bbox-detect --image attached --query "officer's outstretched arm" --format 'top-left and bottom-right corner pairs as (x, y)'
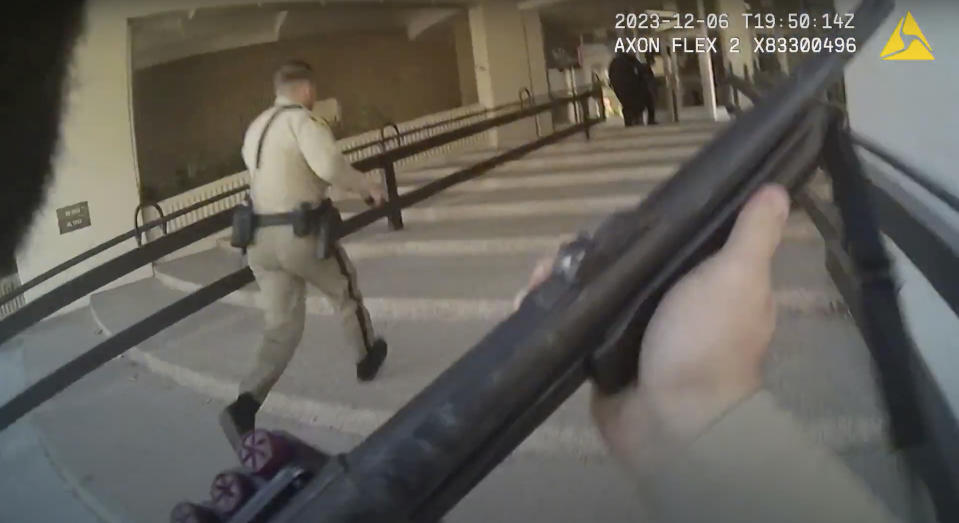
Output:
(295, 113), (373, 197)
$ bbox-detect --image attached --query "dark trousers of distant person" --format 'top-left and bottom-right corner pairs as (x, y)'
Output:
(639, 93), (656, 125)
(622, 95), (656, 127)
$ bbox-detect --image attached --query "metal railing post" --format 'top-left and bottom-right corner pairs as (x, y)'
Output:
(519, 87), (541, 138)
(382, 160), (404, 231)
(380, 122), (401, 153)
(518, 87), (532, 108)
(592, 74), (607, 122)
(133, 202), (167, 247)
(571, 88), (582, 124)
(580, 94), (592, 140)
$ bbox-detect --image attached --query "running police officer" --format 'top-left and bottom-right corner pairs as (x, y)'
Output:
(220, 60), (388, 448)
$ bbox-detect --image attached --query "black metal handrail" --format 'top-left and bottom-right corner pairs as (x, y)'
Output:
(0, 88), (600, 348)
(0, 184), (250, 309)
(341, 88), (581, 158)
(341, 101), (525, 157)
(0, 86), (604, 433)
(852, 132), (959, 215)
(725, 70), (959, 315)
(0, 92), (586, 311)
(729, 56), (959, 517)
(353, 91), (590, 169)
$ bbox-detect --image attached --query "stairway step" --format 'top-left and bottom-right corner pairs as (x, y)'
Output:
(22, 321), (647, 522)
(590, 120), (725, 138)
(12, 273), (900, 523)
(394, 162), (682, 189)
(409, 131), (716, 170)
(338, 205), (820, 244)
(399, 149), (694, 181)
(396, 168), (673, 198)
(86, 279), (880, 454)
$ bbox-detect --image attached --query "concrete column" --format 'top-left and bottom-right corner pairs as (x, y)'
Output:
(662, 0), (683, 121)
(696, 0), (718, 120)
(468, 1), (544, 146)
(14, 0), (305, 309)
(522, 10), (553, 135)
(14, 0), (151, 309)
(453, 14), (478, 105)
(717, 0), (755, 80)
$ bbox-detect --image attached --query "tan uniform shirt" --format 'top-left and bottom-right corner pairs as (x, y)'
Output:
(637, 392), (911, 523)
(241, 95), (370, 214)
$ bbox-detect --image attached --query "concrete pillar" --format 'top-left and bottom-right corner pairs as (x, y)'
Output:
(14, 0), (151, 309)
(468, 1), (545, 146)
(453, 14), (478, 105)
(13, 0), (312, 309)
(696, 0), (718, 120)
(717, 0), (756, 80)
(522, 10), (553, 135)
(662, 0), (683, 121)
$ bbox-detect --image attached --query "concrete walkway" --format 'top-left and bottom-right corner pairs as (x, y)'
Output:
(0, 311), (103, 523)
(2, 120), (915, 521)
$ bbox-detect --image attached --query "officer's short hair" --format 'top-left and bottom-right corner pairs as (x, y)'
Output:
(273, 60), (314, 92)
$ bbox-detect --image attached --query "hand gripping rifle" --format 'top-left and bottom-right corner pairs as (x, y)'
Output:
(173, 1), (958, 521)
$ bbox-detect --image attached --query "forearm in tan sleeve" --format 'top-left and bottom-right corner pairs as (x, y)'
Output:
(636, 392), (902, 523)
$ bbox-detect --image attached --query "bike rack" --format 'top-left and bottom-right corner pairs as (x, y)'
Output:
(379, 122), (401, 153)
(518, 88), (541, 137)
(518, 87), (532, 108)
(133, 202), (167, 247)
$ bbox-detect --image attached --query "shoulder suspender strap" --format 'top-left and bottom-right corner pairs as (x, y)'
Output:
(254, 104), (303, 170)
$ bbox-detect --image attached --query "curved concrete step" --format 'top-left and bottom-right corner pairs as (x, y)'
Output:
(401, 146), (697, 181)
(156, 241), (845, 319)
(0, 310), (106, 523)
(11, 283), (901, 523)
(409, 131), (717, 170)
(536, 130), (717, 153)
(396, 165), (675, 197)
(590, 120), (725, 137)
(21, 318), (648, 523)
(394, 161), (680, 189)
(84, 277), (887, 459)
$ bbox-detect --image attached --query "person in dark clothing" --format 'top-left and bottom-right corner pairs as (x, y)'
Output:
(638, 52), (658, 125)
(608, 51), (657, 127)
(608, 51), (644, 127)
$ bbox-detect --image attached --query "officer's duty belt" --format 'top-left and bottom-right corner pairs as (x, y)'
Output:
(232, 199), (341, 259)
(255, 207), (323, 228)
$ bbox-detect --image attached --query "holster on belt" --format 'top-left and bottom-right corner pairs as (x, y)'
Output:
(231, 195), (255, 252)
(231, 198), (341, 259)
(312, 200), (342, 260)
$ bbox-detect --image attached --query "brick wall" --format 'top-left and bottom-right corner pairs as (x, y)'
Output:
(132, 29), (463, 201)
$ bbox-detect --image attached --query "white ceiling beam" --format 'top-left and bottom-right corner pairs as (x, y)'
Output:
(274, 10), (288, 39)
(406, 8), (459, 40)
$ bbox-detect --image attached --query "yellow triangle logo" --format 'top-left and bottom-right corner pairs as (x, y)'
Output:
(880, 12), (934, 61)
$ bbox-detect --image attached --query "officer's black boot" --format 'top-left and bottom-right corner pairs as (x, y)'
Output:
(219, 393), (261, 450)
(357, 338), (388, 382)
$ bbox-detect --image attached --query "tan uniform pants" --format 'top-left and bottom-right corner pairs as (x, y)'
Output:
(240, 226), (374, 403)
